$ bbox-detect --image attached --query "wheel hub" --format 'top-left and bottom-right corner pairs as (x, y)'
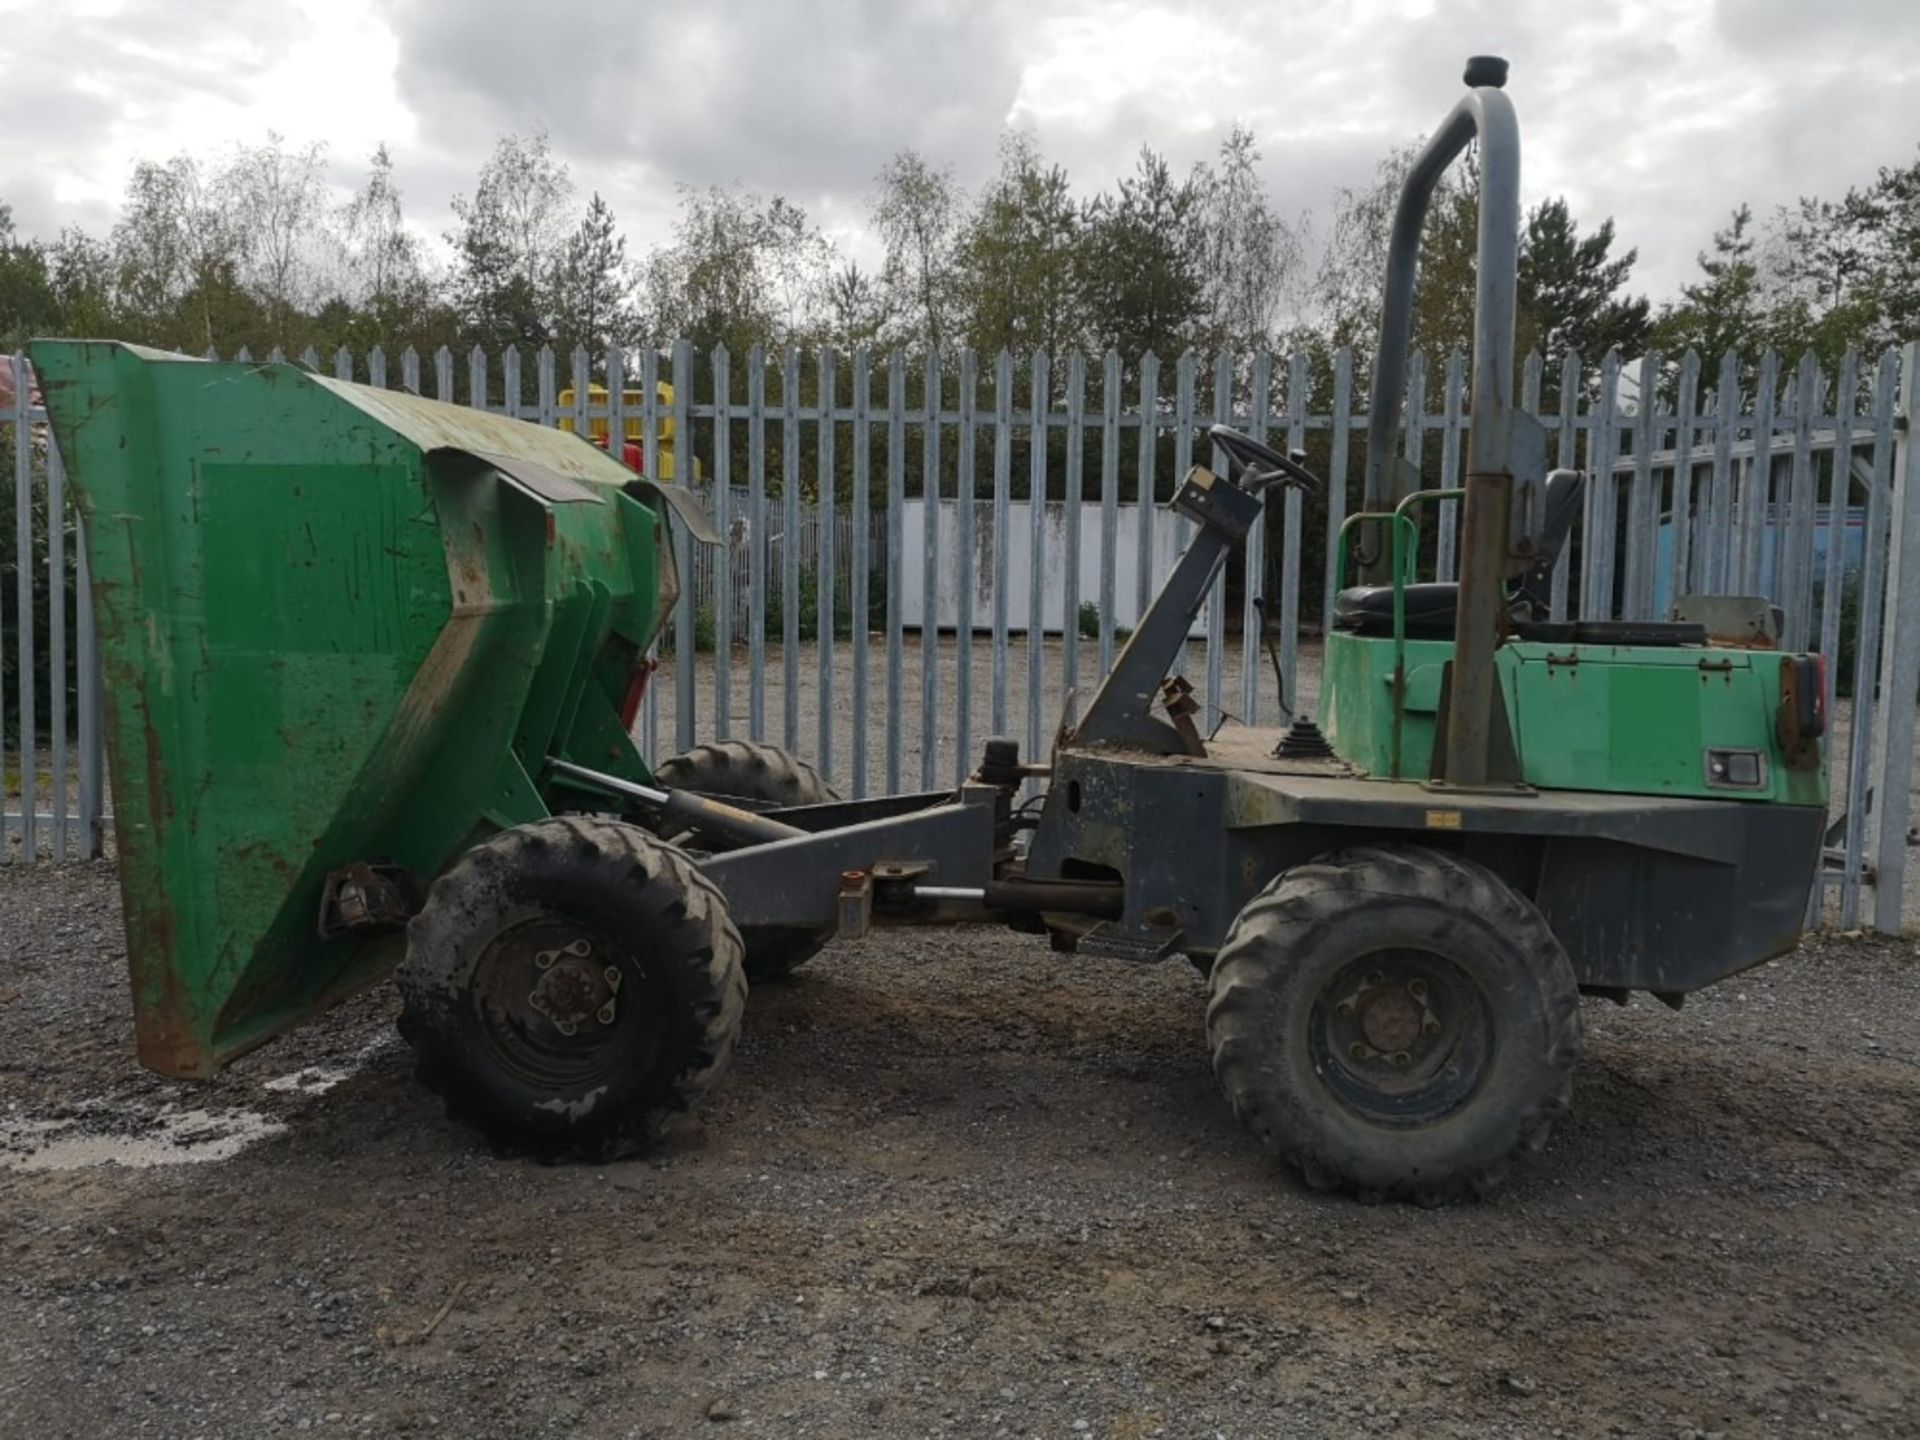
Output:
(469, 917), (638, 1090)
(526, 938), (621, 1036)
(1333, 969), (1445, 1068)
(1317, 953), (1486, 1122)
(1358, 984), (1424, 1055)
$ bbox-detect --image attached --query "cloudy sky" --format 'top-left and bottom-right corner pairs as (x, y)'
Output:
(3, 0), (1918, 304)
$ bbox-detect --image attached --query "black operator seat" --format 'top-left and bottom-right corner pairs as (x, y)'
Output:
(1332, 469), (1586, 639)
(1331, 470), (1709, 647)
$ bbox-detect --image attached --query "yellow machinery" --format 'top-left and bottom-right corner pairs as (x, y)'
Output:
(557, 381), (697, 481)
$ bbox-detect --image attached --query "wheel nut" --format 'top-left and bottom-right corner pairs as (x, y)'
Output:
(1349, 1042), (1369, 1062)
(535, 950), (555, 969)
(565, 939), (593, 957)
(597, 1001), (617, 1026)
(1422, 1017), (1441, 1035)
(1408, 979), (1428, 1000)
(1335, 1000), (1355, 1018)
(603, 966), (621, 990)
(1390, 1051), (1412, 1069)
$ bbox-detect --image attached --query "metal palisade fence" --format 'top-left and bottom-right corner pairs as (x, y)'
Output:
(5, 341), (1918, 933)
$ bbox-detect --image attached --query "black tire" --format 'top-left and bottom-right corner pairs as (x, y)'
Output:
(1206, 846), (1580, 1205)
(653, 740), (838, 815)
(396, 816), (746, 1162)
(652, 741), (840, 981)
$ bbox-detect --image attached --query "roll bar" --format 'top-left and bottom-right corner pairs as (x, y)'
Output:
(1358, 55), (1523, 790)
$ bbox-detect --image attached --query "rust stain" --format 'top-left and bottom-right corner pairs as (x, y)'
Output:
(122, 869), (208, 1077)
(126, 682), (211, 1074)
(138, 694), (174, 829)
(229, 838), (298, 888)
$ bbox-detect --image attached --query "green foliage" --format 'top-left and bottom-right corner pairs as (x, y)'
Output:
(875, 126), (1306, 366)
(1654, 205), (1765, 367)
(1311, 144), (1479, 360)
(1652, 145), (1920, 377)
(872, 151), (959, 350)
(668, 564), (870, 655)
(447, 131), (574, 350)
(46, 228), (115, 337)
(110, 154), (262, 352)
(0, 105), (1911, 404)
(0, 436), (81, 740)
(1817, 576), (1920, 705)
(225, 132), (330, 344)
(954, 133), (1084, 357)
(0, 204), (58, 350)
(1075, 601), (1132, 643)
(1827, 577), (1862, 701)
(642, 187), (830, 358)
(822, 262), (889, 351)
(1312, 153), (1652, 384)
(1079, 148), (1206, 369)
(1767, 147), (1920, 362)
(335, 145), (447, 353)
(1192, 127), (1304, 356)
(551, 193), (637, 354)
(763, 566), (860, 645)
(1519, 198), (1651, 386)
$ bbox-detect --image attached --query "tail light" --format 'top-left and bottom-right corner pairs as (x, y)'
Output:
(1776, 654), (1824, 769)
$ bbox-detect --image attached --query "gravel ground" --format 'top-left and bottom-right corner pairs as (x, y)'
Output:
(3, 859), (1918, 1439)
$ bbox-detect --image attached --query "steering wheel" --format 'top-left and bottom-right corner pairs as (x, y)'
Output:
(1208, 425), (1321, 494)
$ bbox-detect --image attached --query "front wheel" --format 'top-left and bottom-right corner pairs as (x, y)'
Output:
(1206, 846), (1580, 1204)
(397, 816), (746, 1161)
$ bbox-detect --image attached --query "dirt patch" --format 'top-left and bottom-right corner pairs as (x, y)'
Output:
(2, 859), (1917, 1438)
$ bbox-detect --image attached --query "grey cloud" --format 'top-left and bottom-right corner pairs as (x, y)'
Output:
(1715, 0), (1920, 55)
(386, 0), (1025, 207)
(5, 0), (1920, 317)
(0, 0), (332, 238)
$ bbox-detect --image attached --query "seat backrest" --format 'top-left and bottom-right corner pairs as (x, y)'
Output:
(1538, 468), (1584, 564)
(1512, 468), (1585, 613)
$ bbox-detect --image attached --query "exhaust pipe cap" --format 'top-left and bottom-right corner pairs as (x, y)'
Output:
(1464, 55), (1509, 89)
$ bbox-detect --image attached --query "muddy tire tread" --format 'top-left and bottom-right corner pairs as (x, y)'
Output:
(1206, 845), (1581, 1206)
(397, 816), (745, 1162)
(653, 741), (838, 809)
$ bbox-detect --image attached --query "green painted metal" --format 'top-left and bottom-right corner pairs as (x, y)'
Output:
(1322, 631), (1454, 780)
(30, 341), (674, 1078)
(1323, 494), (1824, 807)
(1333, 495), (1468, 778)
(1321, 631), (1826, 807)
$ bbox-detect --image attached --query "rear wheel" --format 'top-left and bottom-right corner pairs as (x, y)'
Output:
(1206, 846), (1580, 1204)
(397, 816), (745, 1161)
(652, 740), (840, 980)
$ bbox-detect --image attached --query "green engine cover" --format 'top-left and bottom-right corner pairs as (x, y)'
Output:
(31, 341), (678, 1077)
(1320, 630), (1826, 809)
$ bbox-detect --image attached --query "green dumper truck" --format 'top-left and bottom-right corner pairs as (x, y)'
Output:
(28, 58), (1834, 1203)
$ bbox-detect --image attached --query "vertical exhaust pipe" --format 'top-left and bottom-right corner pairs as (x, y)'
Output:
(1359, 55), (1522, 789)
